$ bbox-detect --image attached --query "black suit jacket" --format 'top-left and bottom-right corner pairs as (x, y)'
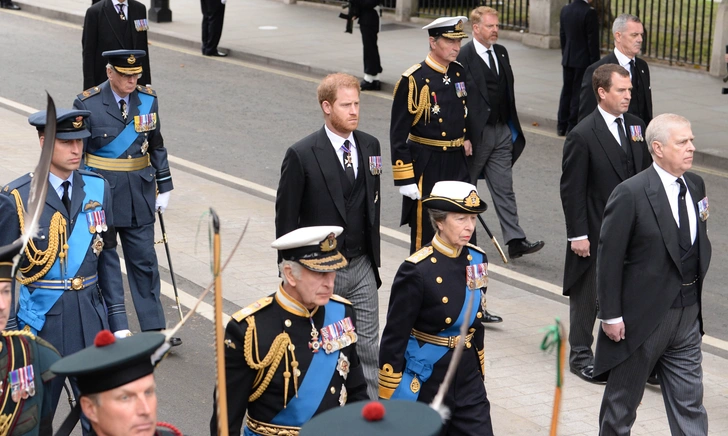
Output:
(275, 127), (382, 286)
(578, 52), (652, 125)
(82, 0), (151, 89)
(594, 167), (711, 376)
(560, 109), (651, 294)
(560, 0), (600, 68)
(457, 41), (526, 164)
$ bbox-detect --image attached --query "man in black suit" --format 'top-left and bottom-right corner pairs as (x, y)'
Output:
(579, 14), (652, 125)
(200, 0), (227, 57)
(560, 64), (651, 383)
(275, 73), (382, 400)
(82, 0), (152, 89)
(595, 113), (710, 434)
(457, 6), (544, 260)
(352, 0), (383, 91)
(557, 0), (599, 136)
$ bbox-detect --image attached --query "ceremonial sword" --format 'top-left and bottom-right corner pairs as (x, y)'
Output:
(477, 215), (508, 264)
(156, 210), (184, 321)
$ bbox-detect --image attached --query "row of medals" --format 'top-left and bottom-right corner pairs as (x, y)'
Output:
(1, 364), (36, 402)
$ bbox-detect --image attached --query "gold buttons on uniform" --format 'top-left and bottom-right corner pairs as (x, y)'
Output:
(431, 257), (437, 263)
(456, 72), (460, 77)
(431, 91), (435, 96)
(469, 328), (475, 333)
(462, 100), (466, 104)
(466, 342), (472, 348)
(463, 128), (467, 133)
(445, 317), (452, 324)
(442, 297), (449, 304)
(103, 134), (108, 138)
(467, 254), (472, 261)
(288, 344), (295, 351)
(436, 277), (443, 284)
(476, 312), (483, 319)
(439, 118), (443, 123)
(284, 319), (292, 327)
(330, 387), (336, 394)
(441, 132), (446, 137)
(426, 79), (430, 83)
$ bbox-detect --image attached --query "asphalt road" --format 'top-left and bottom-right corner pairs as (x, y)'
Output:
(3, 11), (728, 433)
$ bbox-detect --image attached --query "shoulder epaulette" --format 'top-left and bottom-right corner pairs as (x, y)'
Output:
(451, 60), (464, 68)
(329, 294), (352, 306)
(137, 84), (157, 97)
(3, 174), (32, 193)
(78, 86), (101, 101)
(232, 296), (273, 322)
(78, 169), (105, 179)
(466, 243), (486, 255)
(406, 246), (434, 264)
(401, 63), (422, 77)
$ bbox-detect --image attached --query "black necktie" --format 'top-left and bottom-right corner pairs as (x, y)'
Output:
(615, 118), (631, 154)
(61, 181), (72, 215)
(341, 140), (355, 185)
(486, 49), (498, 75)
(118, 3), (126, 20)
(119, 99), (128, 122)
(677, 178), (692, 254)
(629, 59), (637, 89)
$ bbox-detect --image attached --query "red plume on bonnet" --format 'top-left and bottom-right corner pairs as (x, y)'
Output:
(94, 330), (116, 347)
(362, 401), (386, 421)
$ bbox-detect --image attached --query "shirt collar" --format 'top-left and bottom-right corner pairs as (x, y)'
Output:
(111, 89), (128, 106)
(473, 38), (492, 55)
(425, 54), (448, 74)
(653, 162), (685, 189)
(613, 47), (633, 67)
(112, 0), (126, 8)
(597, 104), (623, 128)
(48, 172), (72, 193)
(432, 233), (462, 258)
(324, 124), (355, 151)
(275, 284), (320, 318)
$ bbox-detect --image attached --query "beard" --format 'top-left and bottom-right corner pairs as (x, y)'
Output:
(330, 111), (358, 135)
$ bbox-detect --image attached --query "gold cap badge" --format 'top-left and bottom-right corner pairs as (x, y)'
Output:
(72, 116), (83, 129)
(127, 54), (136, 65)
(464, 191), (480, 207)
(320, 233), (337, 252)
(455, 20), (464, 31)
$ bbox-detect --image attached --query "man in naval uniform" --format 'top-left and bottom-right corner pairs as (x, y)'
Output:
(390, 16), (471, 254)
(0, 242), (62, 435)
(210, 226), (368, 436)
(73, 50), (179, 346)
(0, 109), (130, 418)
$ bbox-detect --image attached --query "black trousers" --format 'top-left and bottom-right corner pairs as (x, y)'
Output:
(360, 22), (382, 76)
(557, 66), (586, 132)
(200, 0), (226, 55)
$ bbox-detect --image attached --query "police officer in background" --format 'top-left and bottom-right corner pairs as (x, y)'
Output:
(353, 0), (383, 91)
(390, 17), (471, 254)
(73, 50), (179, 345)
(211, 226), (368, 435)
(0, 242), (62, 435)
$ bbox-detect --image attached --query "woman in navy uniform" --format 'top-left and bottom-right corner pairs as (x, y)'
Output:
(378, 181), (494, 436)
(210, 226), (368, 436)
(0, 243), (62, 436)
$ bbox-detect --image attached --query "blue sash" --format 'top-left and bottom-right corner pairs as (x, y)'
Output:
(391, 248), (484, 401)
(91, 93), (154, 159)
(267, 301), (345, 428)
(18, 175), (105, 333)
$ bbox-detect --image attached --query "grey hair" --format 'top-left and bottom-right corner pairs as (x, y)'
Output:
(427, 208), (449, 234)
(612, 14), (641, 35)
(278, 260), (303, 285)
(645, 113), (691, 155)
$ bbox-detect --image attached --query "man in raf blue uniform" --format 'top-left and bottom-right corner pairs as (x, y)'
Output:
(0, 242), (62, 435)
(390, 17), (472, 254)
(73, 50), (179, 345)
(210, 226), (368, 436)
(0, 109), (129, 418)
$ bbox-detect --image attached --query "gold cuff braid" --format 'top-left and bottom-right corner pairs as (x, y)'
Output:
(378, 363), (402, 399)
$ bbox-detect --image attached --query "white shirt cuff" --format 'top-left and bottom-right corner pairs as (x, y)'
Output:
(567, 235), (588, 242)
(601, 317), (623, 324)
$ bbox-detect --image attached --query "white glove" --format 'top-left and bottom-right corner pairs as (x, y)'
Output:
(156, 191), (171, 213)
(399, 184), (421, 200)
(114, 329), (132, 339)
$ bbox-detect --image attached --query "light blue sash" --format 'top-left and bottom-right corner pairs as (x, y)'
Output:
(18, 175), (105, 333)
(268, 301), (345, 428)
(391, 248), (484, 401)
(90, 93), (154, 159)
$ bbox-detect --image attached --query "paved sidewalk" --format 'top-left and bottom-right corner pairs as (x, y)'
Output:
(10, 0), (728, 170)
(3, 103), (728, 434)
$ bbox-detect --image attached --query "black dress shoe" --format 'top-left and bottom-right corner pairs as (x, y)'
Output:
(647, 375), (660, 386)
(1, 2), (21, 9)
(557, 128), (566, 136)
(481, 310), (503, 323)
(507, 238), (545, 259)
(360, 80), (381, 91)
(571, 365), (606, 384)
(169, 336), (183, 347)
(204, 51), (228, 57)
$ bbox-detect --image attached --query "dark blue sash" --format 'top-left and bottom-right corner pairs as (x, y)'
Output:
(269, 300), (345, 428)
(391, 247), (484, 401)
(18, 175), (105, 333)
(90, 93), (154, 159)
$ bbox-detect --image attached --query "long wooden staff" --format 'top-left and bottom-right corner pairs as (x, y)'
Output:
(211, 208), (229, 436)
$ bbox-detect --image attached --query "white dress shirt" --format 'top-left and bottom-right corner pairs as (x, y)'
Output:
(613, 48), (635, 80)
(473, 38), (499, 75)
(48, 172), (73, 202)
(325, 125), (358, 178)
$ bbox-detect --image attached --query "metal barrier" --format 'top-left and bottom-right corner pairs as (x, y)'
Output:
(415, 0), (530, 32)
(594, 0), (715, 70)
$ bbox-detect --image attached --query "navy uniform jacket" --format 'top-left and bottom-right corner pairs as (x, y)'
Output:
(0, 171), (128, 354)
(390, 56), (470, 224)
(0, 331), (61, 436)
(73, 80), (173, 228)
(378, 237), (486, 402)
(210, 290), (368, 436)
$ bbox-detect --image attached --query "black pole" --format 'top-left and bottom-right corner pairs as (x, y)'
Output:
(149, 0), (172, 23)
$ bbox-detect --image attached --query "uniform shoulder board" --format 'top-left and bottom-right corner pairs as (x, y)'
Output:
(78, 86), (101, 101)
(78, 169), (105, 180)
(137, 84), (157, 97)
(401, 63), (422, 77)
(451, 60), (464, 68)
(232, 296), (273, 322)
(406, 246), (434, 264)
(3, 174), (32, 192)
(329, 294), (352, 306)
(466, 243), (486, 255)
